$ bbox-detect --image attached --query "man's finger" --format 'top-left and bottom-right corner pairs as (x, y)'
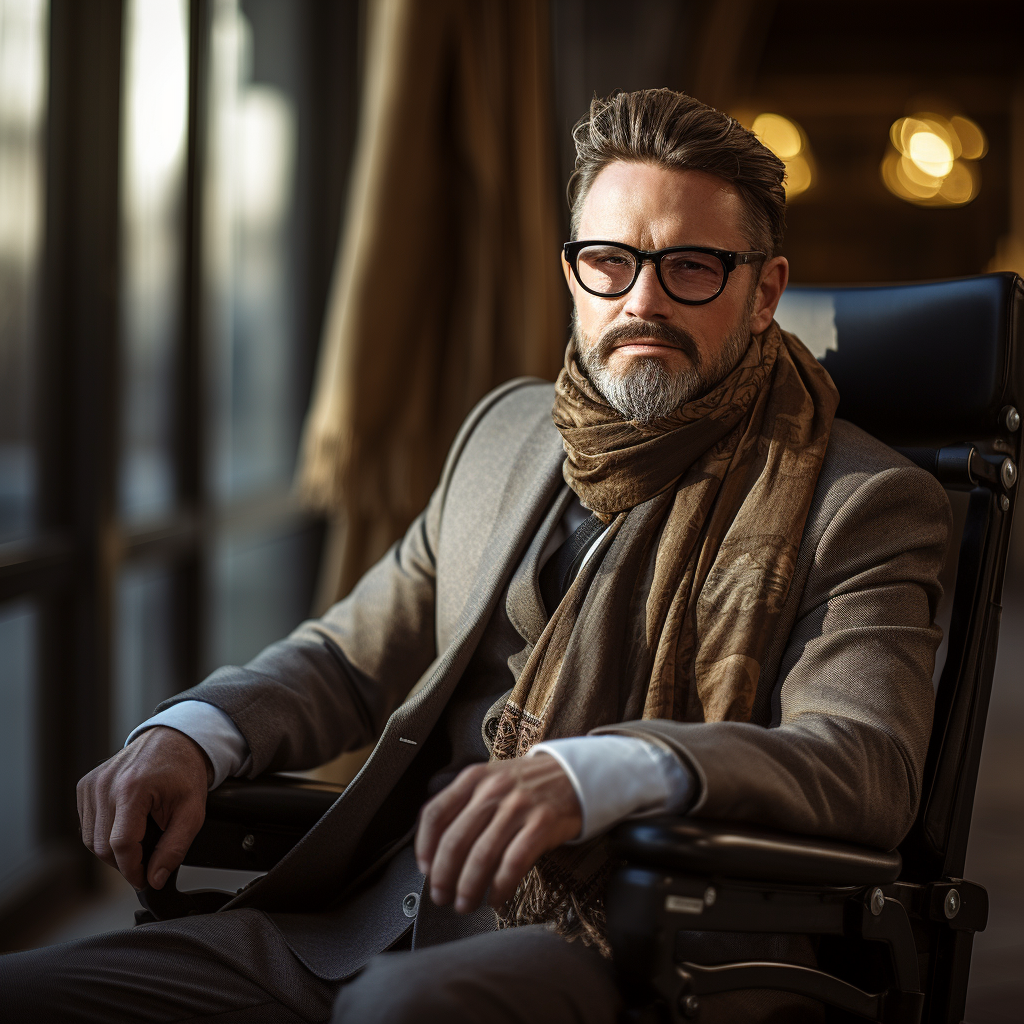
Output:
(78, 782), (96, 852)
(414, 765), (487, 873)
(108, 795), (152, 889)
(488, 819), (554, 908)
(451, 798), (529, 912)
(426, 781), (514, 904)
(88, 792), (122, 871)
(147, 800), (205, 890)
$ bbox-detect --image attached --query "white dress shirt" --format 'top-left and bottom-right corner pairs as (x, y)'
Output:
(127, 494), (695, 841)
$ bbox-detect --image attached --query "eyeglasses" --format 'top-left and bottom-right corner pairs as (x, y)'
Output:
(563, 240), (766, 305)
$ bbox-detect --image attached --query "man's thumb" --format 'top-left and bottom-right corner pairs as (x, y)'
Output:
(147, 802), (204, 889)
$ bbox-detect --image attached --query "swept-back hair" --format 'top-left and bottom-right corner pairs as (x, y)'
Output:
(568, 89), (787, 257)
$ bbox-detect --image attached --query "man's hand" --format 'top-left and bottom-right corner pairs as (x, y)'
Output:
(414, 754), (582, 914)
(77, 725), (213, 891)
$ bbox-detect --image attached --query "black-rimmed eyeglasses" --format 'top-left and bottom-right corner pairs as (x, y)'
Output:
(563, 240), (766, 305)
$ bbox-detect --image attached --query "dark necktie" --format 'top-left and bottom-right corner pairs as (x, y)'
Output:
(539, 513), (607, 618)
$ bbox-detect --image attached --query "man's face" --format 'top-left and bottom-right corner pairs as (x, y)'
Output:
(563, 162), (789, 422)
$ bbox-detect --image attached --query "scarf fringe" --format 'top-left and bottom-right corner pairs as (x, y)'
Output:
(496, 852), (620, 958)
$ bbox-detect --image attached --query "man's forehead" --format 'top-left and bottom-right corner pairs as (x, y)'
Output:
(577, 161), (748, 249)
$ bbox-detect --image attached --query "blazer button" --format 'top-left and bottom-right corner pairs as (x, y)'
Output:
(403, 892), (420, 918)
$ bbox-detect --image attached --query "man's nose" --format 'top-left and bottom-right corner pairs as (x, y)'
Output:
(621, 262), (674, 320)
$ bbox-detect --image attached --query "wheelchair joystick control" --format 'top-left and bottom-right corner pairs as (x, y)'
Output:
(870, 887), (885, 916)
(944, 889), (961, 920)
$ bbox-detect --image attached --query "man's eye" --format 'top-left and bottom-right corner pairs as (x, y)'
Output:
(667, 258), (715, 274)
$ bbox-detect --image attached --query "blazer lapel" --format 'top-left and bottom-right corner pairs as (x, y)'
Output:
(506, 483), (572, 645)
(228, 409), (567, 914)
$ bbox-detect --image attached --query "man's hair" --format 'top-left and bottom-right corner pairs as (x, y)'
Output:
(567, 89), (787, 258)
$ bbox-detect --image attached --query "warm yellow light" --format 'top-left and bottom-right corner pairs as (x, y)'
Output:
(896, 155), (941, 198)
(907, 131), (954, 177)
(950, 115), (987, 160)
(937, 161), (978, 205)
(741, 111), (813, 200)
(883, 108), (984, 208)
(784, 154), (813, 197)
(752, 113), (804, 160)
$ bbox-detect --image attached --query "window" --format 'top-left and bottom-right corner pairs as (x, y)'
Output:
(0, 0), (359, 937)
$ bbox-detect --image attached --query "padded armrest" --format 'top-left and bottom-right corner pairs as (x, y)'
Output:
(205, 775), (346, 830)
(611, 816), (902, 887)
(138, 774), (348, 920)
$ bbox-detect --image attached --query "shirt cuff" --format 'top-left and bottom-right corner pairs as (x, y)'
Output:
(126, 700), (252, 790)
(527, 734), (694, 843)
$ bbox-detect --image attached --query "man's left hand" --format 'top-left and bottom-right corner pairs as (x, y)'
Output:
(414, 754), (582, 914)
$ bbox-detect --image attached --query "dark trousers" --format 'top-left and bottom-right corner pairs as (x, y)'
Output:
(0, 909), (622, 1023)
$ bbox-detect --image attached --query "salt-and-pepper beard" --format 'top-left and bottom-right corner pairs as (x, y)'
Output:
(573, 295), (756, 424)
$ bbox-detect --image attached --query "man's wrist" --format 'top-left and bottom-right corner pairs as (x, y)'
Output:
(127, 701), (250, 789)
(143, 725), (215, 788)
(528, 734), (695, 842)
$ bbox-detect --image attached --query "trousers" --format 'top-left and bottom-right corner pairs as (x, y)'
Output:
(0, 908), (622, 1023)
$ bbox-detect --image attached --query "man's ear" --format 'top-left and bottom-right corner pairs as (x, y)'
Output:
(561, 251), (575, 295)
(749, 256), (789, 334)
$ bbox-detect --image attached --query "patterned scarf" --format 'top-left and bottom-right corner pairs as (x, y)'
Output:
(489, 320), (838, 950)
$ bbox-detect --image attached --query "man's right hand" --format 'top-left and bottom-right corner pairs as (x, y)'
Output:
(77, 725), (213, 891)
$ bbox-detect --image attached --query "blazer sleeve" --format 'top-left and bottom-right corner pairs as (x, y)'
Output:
(154, 380), (530, 777)
(592, 464), (952, 851)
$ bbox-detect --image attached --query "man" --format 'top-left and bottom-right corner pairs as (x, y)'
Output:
(2, 89), (950, 1023)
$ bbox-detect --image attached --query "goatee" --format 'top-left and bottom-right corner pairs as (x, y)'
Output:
(573, 311), (752, 424)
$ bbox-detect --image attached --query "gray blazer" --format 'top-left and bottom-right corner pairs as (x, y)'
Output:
(163, 378), (951, 950)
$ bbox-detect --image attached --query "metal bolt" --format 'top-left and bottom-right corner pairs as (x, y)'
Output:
(704, 886), (717, 907)
(402, 892), (420, 918)
(1001, 458), (1017, 490)
(681, 994), (701, 1018)
(944, 888), (961, 920)
(870, 888), (885, 916)
(241, 834), (255, 852)
(1001, 494), (1011, 512)
(1004, 406), (1020, 432)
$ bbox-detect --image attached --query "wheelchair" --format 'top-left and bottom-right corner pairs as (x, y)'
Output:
(138, 272), (1023, 1024)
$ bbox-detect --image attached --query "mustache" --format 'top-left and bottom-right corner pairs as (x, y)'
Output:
(595, 319), (701, 365)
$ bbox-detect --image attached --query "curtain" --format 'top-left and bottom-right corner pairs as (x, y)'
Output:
(297, 0), (568, 608)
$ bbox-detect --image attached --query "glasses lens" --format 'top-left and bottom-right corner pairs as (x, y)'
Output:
(660, 250), (726, 302)
(576, 245), (636, 295)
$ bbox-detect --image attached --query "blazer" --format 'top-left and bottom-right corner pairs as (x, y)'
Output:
(160, 377), (952, 971)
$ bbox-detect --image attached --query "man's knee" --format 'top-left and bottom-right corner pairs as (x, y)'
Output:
(332, 925), (621, 1024)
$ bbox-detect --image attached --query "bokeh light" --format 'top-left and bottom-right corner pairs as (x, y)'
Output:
(881, 110), (986, 208)
(747, 112), (814, 199)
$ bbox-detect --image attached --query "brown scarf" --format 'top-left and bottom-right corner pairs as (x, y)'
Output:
(489, 320), (838, 950)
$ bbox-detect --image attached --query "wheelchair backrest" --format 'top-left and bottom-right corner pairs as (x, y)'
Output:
(777, 272), (1024, 879)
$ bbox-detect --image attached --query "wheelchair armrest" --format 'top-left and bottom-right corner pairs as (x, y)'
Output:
(204, 774), (346, 830)
(610, 816), (902, 887)
(138, 774), (346, 921)
(183, 774), (347, 870)
(607, 817), (918, 1020)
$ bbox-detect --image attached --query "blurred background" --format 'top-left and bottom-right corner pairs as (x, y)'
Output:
(0, 1), (1020, 1018)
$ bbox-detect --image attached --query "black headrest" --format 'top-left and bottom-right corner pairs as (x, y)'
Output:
(775, 272), (1024, 447)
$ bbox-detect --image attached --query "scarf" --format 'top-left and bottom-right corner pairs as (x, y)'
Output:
(489, 320), (838, 951)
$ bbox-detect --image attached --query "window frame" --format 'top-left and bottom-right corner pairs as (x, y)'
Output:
(0, 0), (356, 941)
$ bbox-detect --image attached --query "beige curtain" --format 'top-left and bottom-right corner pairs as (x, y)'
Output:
(297, 0), (568, 609)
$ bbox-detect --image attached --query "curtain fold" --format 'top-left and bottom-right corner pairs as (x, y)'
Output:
(297, 0), (567, 607)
